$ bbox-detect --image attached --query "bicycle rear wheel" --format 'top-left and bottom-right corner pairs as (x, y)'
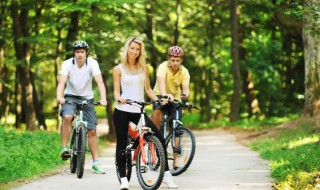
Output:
(165, 126), (196, 176)
(70, 130), (77, 173)
(115, 149), (132, 183)
(136, 134), (165, 190)
(76, 125), (87, 178)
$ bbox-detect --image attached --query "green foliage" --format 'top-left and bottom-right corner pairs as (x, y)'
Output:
(0, 126), (64, 184)
(282, 0), (320, 33)
(250, 119), (320, 189)
(182, 112), (201, 128)
(0, 0), (310, 127)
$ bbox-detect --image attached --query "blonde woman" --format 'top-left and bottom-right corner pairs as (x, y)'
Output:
(113, 37), (178, 189)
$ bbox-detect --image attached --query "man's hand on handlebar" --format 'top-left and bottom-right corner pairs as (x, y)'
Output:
(57, 98), (66, 105)
(99, 100), (108, 106)
(180, 93), (189, 101)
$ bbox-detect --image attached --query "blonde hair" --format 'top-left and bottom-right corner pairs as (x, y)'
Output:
(120, 37), (146, 74)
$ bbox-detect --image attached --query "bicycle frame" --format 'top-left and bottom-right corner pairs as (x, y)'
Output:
(160, 102), (184, 151)
(68, 100), (100, 178)
(161, 100), (199, 140)
(127, 101), (156, 165)
(73, 102), (88, 153)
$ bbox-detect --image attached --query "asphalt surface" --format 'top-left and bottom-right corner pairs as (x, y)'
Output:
(9, 129), (273, 190)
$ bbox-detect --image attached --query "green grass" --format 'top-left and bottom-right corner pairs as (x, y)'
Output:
(0, 126), (65, 184)
(249, 118), (320, 190)
(213, 114), (298, 131)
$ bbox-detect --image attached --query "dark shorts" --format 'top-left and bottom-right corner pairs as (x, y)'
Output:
(60, 95), (98, 130)
(152, 95), (182, 121)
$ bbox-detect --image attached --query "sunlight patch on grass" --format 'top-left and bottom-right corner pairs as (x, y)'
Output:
(287, 136), (319, 149)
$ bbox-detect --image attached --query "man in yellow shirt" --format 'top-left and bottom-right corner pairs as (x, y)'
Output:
(151, 45), (190, 130)
(151, 46), (190, 170)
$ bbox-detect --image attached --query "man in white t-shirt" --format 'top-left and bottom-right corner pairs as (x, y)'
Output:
(56, 41), (107, 174)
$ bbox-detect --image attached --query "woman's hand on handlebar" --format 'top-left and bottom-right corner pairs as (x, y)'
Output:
(117, 98), (126, 105)
(159, 94), (173, 105)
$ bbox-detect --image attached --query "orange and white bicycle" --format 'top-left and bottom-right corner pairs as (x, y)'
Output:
(115, 99), (166, 190)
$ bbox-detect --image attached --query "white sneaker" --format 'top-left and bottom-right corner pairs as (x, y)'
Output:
(163, 172), (178, 189)
(120, 177), (129, 190)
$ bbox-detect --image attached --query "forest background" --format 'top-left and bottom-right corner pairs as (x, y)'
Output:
(1, 0), (320, 189)
(1, 0), (319, 134)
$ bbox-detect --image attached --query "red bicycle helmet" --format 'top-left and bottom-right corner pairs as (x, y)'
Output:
(168, 46), (184, 57)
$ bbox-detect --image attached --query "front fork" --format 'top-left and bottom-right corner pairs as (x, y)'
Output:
(73, 121), (87, 155)
(171, 120), (183, 154)
(131, 132), (157, 165)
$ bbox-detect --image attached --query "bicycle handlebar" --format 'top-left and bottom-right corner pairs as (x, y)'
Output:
(65, 100), (102, 106)
(118, 99), (154, 106)
(157, 95), (200, 111)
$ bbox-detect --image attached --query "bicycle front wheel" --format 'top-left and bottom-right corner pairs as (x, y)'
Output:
(136, 134), (165, 190)
(76, 125), (87, 178)
(70, 130), (77, 173)
(165, 126), (196, 176)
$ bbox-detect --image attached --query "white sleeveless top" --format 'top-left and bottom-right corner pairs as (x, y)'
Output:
(115, 64), (145, 113)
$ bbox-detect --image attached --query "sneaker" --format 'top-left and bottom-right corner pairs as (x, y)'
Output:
(61, 147), (70, 160)
(120, 177), (129, 190)
(163, 172), (178, 189)
(92, 162), (106, 174)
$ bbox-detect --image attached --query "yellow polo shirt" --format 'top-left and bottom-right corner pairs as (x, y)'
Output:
(153, 61), (190, 99)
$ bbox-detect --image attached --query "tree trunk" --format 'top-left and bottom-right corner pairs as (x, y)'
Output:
(199, 67), (206, 122)
(205, 0), (215, 122)
(173, 0), (181, 45)
(145, 0), (157, 84)
(30, 70), (47, 129)
(302, 0), (320, 116)
(229, 0), (242, 121)
(11, 1), (37, 131)
(0, 0), (9, 121)
(104, 75), (115, 140)
(15, 69), (22, 129)
(31, 1), (47, 129)
(65, 0), (79, 58)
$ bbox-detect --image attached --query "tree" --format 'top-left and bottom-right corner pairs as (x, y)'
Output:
(282, 0), (320, 116)
(230, 0), (242, 121)
(302, 0), (320, 116)
(11, 1), (37, 130)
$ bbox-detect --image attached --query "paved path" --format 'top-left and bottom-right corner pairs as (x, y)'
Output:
(9, 129), (273, 190)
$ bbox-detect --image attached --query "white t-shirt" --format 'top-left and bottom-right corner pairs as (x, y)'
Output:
(60, 57), (101, 99)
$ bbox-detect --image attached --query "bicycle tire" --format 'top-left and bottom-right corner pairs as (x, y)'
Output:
(76, 125), (86, 178)
(136, 134), (165, 190)
(115, 149), (132, 183)
(165, 126), (196, 176)
(70, 130), (77, 173)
